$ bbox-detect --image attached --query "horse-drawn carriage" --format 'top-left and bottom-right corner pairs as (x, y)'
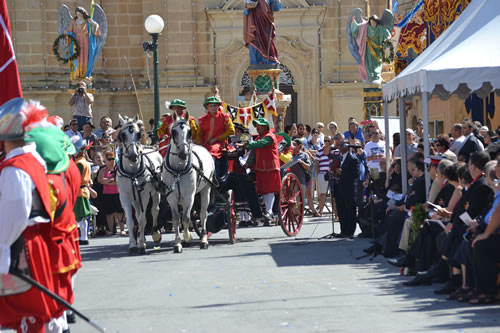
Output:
(113, 114), (304, 254)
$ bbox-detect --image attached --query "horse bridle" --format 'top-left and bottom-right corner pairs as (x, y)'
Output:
(119, 123), (143, 158)
(170, 120), (192, 158)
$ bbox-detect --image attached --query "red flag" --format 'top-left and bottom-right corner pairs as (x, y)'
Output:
(263, 91), (276, 114)
(0, 0), (22, 106)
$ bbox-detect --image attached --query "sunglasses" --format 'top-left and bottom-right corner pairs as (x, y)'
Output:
(106, 158), (114, 161)
(70, 123), (78, 126)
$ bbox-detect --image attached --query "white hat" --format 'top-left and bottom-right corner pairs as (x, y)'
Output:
(481, 126), (489, 131)
(328, 121), (338, 129)
(405, 128), (415, 136)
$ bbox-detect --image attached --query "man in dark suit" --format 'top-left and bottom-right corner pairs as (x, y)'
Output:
(334, 140), (359, 238)
(458, 121), (483, 162)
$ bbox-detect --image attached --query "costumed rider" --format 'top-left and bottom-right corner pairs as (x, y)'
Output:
(26, 117), (84, 330)
(225, 122), (263, 227)
(0, 98), (62, 332)
(198, 96), (235, 179)
(240, 117), (280, 225)
(157, 99), (198, 157)
(72, 137), (93, 246)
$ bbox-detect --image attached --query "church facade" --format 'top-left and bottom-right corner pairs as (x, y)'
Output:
(8, 0), (390, 131)
(9, 0), (496, 132)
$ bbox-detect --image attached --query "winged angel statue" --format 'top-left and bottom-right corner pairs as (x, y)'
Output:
(346, 9), (394, 84)
(57, 4), (107, 84)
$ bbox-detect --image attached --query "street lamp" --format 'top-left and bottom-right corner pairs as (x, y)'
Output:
(143, 14), (164, 133)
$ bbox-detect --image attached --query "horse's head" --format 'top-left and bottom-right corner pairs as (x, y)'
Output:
(117, 114), (142, 163)
(171, 111), (192, 161)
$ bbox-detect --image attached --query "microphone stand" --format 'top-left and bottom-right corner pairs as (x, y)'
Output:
(319, 171), (341, 239)
(356, 160), (380, 260)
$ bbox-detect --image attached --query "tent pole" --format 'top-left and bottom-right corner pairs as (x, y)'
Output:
(384, 100), (390, 174)
(422, 92), (430, 199)
(399, 97), (408, 195)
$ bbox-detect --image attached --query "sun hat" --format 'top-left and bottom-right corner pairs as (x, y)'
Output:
(203, 96), (222, 108)
(169, 99), (187, 109)
(252, 117), (270, 127)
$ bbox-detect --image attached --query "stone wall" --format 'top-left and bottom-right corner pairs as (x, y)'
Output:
(8, 0), (389, 132)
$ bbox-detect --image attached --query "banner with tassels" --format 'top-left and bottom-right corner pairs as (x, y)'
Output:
(221, 91), (278, 128)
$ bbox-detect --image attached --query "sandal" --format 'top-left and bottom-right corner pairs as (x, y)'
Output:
(457, 289), (477, 303)
(312, 212), (322, 217)
(105, 231), (113, 236)
(120, 230), (127, 236)
(447, 287), (470, 301)
(468, 293), (498, 305)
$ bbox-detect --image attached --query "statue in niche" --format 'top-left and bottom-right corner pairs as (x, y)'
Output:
(57, 3), (108, 85)
(347, 9), (394, 84)
(243, 0), (282, 66)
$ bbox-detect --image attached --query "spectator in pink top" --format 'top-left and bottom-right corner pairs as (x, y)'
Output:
(98, 151), (125, 236)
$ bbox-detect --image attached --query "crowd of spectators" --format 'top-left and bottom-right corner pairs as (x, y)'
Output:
(62, 82), (500, 305)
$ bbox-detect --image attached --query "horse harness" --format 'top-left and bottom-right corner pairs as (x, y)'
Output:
(162, 144), (205, 199)
(116, 151), (162, 213)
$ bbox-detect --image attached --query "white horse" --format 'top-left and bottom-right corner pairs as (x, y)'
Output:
(162, 112), (215, 253)
(115, 115), (163, 254)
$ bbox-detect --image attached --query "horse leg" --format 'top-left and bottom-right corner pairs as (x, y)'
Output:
(181, 201), (193, 247)
(151, 192), (162, 244)
(119, 193), (137, 254)
(135, 199), (147, 255)
(170, 201), (183, 253)
(199, 187), (210, 250)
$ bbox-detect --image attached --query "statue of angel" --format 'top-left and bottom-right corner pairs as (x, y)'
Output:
(58, 4), (108, 84)
(346, 9), (394, 84)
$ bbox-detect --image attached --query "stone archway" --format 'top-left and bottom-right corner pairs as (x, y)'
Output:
(239, 63), (298, 125)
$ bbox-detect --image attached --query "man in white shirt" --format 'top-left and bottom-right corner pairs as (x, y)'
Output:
(394, 128), (418, 158)
(364, 129), (387, 172)
(449, 123), (465, 155)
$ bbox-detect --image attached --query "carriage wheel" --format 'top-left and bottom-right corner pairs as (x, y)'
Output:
(228, 191), (237, 244)
(278, 173), (304, 237)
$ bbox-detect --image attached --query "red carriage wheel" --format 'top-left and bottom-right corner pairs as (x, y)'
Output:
(278, 173), (304, 237)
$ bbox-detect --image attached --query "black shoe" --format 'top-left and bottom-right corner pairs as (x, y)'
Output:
(79, 240), (89, 246)
(239, 221), (251, 228)
(339, 233), (354, 239)
(434, 275), (461, 295)
(388, 254), (414, 268)
(357, 232), (372, 238)
(417, 260), (449, 282)
(261, 213), (273, 226)
(403, 275), (432, 286)
(67, 312), (76, 324)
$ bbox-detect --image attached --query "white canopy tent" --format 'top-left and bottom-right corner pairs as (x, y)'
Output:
(381, 0), (500, 195)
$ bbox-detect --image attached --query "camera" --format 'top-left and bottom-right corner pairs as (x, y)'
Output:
(77, 88), (84, 94)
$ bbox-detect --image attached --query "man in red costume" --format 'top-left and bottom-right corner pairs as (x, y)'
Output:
(26, 123), (83, 331)
(0, 98), (61, 332)
(198, 96), (235, 179)
(157, 99), (198, 157)
(243, 117), (281, 225)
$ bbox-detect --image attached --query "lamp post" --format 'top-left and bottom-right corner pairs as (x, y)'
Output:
(144, 14), (165, 131)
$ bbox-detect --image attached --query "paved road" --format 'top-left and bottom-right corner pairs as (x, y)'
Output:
(69, 216), (500, 333)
